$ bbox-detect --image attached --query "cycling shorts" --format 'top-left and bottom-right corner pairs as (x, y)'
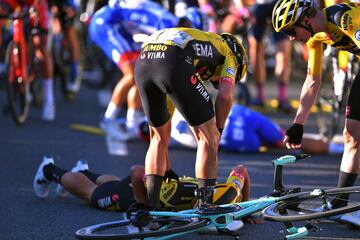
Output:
(90, 176), (135, 212)
(89, 5), (141, 67)
(346, 70), (360, 121)
(135, 44), (214, 127)
(1, 0), (49, 30)
(249, 1), (288, 42)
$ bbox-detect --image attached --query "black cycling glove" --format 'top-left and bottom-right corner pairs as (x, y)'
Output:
(285, 123), (304, 144)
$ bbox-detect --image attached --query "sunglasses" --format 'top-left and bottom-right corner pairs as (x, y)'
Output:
(284, 27), (297, 37)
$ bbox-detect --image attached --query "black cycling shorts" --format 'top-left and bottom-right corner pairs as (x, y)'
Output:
(347, 70), (360, 121)
(135, 44), (214, 127)
(90, 176), (134, 211)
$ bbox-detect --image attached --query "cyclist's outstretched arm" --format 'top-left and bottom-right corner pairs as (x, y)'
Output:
(285, 41), (323, 149)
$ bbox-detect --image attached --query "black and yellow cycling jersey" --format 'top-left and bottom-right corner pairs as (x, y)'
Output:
(141, 27), (242, 85)
(307, 2), (360, 76)
(90, 173), (244, 212)
(159, 175), (244, 210)
(136, 28), (245, 127)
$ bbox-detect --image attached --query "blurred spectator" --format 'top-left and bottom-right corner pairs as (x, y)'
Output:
(248, 0), (293, 113)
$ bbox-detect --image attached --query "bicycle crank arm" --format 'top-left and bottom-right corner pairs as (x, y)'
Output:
(285, 226), (308, 240)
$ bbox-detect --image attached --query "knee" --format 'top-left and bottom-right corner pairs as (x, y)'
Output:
(131, 165), (145, 180)
(232, 165), (248, 176)
(198, 133), (219, 153)
(343, 127), (360, 148)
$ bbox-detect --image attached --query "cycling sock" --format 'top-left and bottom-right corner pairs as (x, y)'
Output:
(278, 81), (288, 102)
(331, 171), (358, 208)
(79, 170), (101, 184)
(256, 83), (265, 101)
(43, 164), (67, 184)
(197, 178), (216, 204)
(43, 78), (54, 104)
(104, 102), (121, 120)
(126, 109), (143, 129)
(146, 174), (163, 209)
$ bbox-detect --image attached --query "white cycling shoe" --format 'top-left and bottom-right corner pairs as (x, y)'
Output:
(56, 159), (89, 198)
(100, 118), (129, 142)
(33, 155), (54, 198)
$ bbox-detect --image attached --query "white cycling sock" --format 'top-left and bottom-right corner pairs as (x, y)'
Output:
(43, 78), (54, 104)
(104, 102), (120, 120)
(126, 109), (143, 129)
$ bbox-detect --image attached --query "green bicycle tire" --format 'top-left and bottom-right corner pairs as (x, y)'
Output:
(75, 217), (208, 240)
(262, 186), (360, 222)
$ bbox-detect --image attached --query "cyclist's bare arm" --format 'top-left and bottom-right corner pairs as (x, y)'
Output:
(215, 80), (234, 130)
(293, 41), (324, 126)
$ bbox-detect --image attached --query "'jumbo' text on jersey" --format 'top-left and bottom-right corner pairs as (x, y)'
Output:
(142, 28), (240, 84)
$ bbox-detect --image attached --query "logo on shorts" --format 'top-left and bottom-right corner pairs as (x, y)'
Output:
(190, 75), (197, 85)
(355, 30), (360, 41)
(140, 52), (146, 59)
(112, 194), (120, 202)
(226, 67), (235, 76)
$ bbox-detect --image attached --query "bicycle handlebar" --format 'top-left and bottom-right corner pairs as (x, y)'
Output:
(272, 154), (310, 167)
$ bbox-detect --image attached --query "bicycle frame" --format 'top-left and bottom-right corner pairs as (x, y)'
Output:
(9, 14), (27, 85)
(134, 155), (311, 240)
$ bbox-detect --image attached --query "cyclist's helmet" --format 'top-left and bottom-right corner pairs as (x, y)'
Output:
(272, 0), (312, 32)
(221, 33), (247, 82)
(184, 7), (209, 31)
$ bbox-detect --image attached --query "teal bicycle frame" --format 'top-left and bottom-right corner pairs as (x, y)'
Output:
(138, 154), (311, 240)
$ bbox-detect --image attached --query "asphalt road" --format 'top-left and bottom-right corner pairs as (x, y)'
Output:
(0, 77), (359, 240)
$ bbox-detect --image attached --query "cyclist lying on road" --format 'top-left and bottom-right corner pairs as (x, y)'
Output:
(143, 103), (344, 155)
(33, 155), (262, 229)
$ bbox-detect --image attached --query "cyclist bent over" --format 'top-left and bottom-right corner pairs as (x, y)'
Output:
(272, 0), (360, 207)
(134, 28), (247, 209)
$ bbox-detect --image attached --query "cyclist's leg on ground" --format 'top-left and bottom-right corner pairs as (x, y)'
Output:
(300, 134), (330, 154)
(60, 172), (98, 203)
(226, 165), (250, 201)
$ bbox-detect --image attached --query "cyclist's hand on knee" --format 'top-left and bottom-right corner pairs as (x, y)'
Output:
(284, 123), (303, 149)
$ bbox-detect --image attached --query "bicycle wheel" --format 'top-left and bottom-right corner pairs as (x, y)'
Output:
(75, 217), (208, 240)
(316, 81), (345, 141)
(52, 33), (77, 101)
(262, 186), (360, 222)
(6, 41), (30, 125)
